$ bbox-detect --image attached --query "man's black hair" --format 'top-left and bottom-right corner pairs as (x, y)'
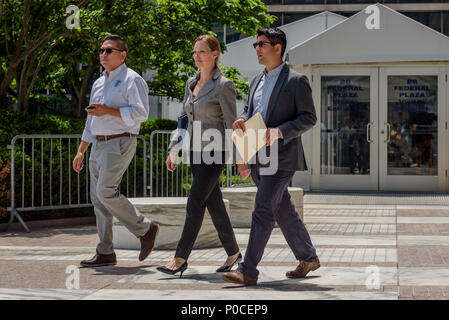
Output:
(256, 27), (287, 59)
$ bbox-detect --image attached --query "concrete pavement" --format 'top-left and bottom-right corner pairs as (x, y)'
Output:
(1, 194), (449, 300)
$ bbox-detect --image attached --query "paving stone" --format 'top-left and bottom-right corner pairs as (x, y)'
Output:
(397, 224), (449, 236)
(2, 200), (449, 300)
(398, 246), (449, 267)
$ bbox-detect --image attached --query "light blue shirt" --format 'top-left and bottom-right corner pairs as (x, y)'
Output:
(82, 63), (149, 143)
(251, 62), (285, 121)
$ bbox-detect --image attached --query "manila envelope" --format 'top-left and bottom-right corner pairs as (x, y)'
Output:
(232, 112), (267, 164)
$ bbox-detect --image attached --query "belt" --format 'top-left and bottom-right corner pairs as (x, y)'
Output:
(96, 132), (136, 141)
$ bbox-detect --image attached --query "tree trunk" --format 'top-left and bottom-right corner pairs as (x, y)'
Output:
(16, 53), (36, 113)
(18, 63), (27, 112)
(0, 66), (18, 108)
(65, 82), (81, 116)
(78, 53), (99, 117)
(0, 0), (4, 26)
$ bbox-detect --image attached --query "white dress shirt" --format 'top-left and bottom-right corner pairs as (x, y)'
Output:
(82, 63), (149, 143)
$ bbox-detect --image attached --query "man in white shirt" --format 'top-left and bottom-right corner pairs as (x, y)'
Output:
(73, 35), (159, 267)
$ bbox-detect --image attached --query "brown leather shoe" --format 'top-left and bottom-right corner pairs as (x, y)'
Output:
(286, 258), (320, 278)
(80, 251), (117, 268)
(221, 270), (257, 286)
(139, 221), (159, 261)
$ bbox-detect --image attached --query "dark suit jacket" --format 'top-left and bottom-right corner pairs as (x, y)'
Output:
(240, 63), (317, 171)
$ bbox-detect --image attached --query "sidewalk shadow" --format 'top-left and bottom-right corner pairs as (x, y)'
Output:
(221, 276), (334, 292)
(156, 271), (224, 283)
(87, 264), (158, 276)
(156, 271), (332, 292)
(1, 225), (98, 239)
(81, 266), (334, 293)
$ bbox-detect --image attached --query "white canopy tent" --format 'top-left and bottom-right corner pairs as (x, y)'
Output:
(287, 3), (449, 65)
(165, 11), (347, 121)
(221, 11), (347, 80)
(286, 3), (449, 192)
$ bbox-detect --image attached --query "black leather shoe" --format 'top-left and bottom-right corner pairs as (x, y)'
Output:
(216, 253), (242, 273)
(139, 221), (159, 261)
(157, 261), (188, 278)
(80, 251), (117, 268)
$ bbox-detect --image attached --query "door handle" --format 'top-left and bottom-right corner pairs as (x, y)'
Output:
(384, 122), (391, 143)
(366, 122), (373, 143)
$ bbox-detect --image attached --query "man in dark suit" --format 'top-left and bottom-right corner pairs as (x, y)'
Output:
(221, 27), (319, 286)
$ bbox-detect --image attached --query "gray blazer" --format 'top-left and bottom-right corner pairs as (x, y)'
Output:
(240, 63), (317, 171)
(168, 68), (237, 152)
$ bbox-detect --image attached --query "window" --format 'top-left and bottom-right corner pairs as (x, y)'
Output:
(340, 0), (377, 4)
(261, 0), (283, 4)
(284, 0), (325, 4)
(283, 12), (318, 24)
(444, 12), (449, 37)
(402, 12), (442, 33)
(270, 13), (283, 27)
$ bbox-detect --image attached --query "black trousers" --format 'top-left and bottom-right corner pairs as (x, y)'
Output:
(175, 153), (239, 260)
(237, 162), (318, 280)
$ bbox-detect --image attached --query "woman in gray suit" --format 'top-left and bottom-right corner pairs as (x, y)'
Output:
(157, 35), (241, 277)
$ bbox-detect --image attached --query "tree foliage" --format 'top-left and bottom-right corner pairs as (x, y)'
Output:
(0, 0), (274, 116)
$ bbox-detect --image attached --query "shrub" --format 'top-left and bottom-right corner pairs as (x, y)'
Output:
(0, 110), (249, 223)
(0, 109), (176, 223)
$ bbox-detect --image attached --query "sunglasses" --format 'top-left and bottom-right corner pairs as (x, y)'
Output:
(98, 47), (124, 55)
(252, 40), (277, 49)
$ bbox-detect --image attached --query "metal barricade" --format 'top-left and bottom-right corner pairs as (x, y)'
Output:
(4, 131), (252, 232)
(149, 130), (253, 197)
(4, 134), (147, 233)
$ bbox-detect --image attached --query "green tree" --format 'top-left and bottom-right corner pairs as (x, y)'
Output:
(139, 0), (274, 100)
(0, 0), (90, 112)
(0, 0), (274, 115)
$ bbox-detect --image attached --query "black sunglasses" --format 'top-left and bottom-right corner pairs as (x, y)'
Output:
(252, 40), (277, 49)
(98, 47), (124, 55)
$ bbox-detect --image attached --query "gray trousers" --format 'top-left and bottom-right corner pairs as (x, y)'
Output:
(237, 162), (318, 280)
(89, 136), (151, 255)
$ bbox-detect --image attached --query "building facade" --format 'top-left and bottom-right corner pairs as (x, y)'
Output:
(287, 3), (449, 192)
(263, 0), (449, 39)
(168, 2), (449, 193)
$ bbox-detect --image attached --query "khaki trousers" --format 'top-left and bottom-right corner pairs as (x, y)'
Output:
(89, 136), (150, 255)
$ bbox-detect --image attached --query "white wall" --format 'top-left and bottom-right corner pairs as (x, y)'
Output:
(289, 64), (314, 190)
(289, 4), (449, 65)
(221, 12), (346, 79)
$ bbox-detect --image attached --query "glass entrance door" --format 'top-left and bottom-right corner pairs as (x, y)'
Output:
(379, 67), (446, 191)
(312, 68), (379, 190)
(312, 66), (447, 192)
